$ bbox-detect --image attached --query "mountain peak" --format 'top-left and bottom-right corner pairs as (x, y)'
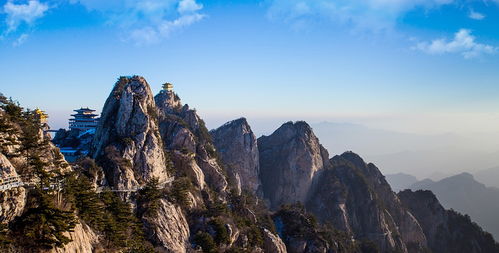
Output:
(216, 117), (249, 130)
(258, 120), (329, 209)
(211, 117), (261, 195)
(437, 172), (483, 187)
(155, 86), (183, 114)
(92, 76), (169, 188)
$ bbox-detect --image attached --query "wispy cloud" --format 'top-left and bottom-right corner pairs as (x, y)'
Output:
(12, 33), (29, 46)
(2, 0), (49, 34)
(415, 29), (497, 59)
(70, 0), (206, 45)
(468, 10), (485, 20)
(265, 0), (455, 32)
(178, 0), (203, 14)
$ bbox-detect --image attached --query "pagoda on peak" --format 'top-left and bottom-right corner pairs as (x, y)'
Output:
(69, 107), (99, 132)
(34, 108), (48, 124)
(162, 82), (174, 92)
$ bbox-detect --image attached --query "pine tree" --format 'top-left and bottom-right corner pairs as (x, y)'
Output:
(11, 189), (77, 251)
(100, 191), (153, 251)
(137, 177), (162, 218)
(64, 174), (105, 229)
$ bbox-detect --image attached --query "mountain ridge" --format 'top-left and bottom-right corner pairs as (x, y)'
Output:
(1, 77), (498, 253)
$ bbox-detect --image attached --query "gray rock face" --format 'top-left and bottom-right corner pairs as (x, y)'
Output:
(273, 205), (357, 253)
(171, 151), (205, 190)
(155, 90), (183, 114)
(0, 153), (25, 223)
(211, 118), (261, 195)
(399, 190), (499, 253)
(311, 156), (403, 252)
(92, 76), (169, 189)
(258, 121), (329, 209)
(142, 199), (190, 253)
(340, 152), (427, 251)
(257, 120), (428, 252)
(155, 89), (228, 194)
(307, 152), (428, 253)
(52, 223), (98, 253)
(263, 228), (287, 253)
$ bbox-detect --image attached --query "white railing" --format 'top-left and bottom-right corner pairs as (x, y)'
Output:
(0, 175), (174, 193)
(95, 177), (174, 193)
(0, 176), (24, 191)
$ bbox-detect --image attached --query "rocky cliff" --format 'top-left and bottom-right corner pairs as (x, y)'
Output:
(155, 88), (228, 195)
(410, 172), (499, 240)
(399, 189), (499, 253)
(92, 76), (169, 189)
(307, 152), (428, 253)
(0, 153), (25, 224)
(273, 204), (359, 253)
(0, 99), (99, 253)
(258, 121), (329, 209)
(211, 117), (261, 196)
(257, 121), (429, 252)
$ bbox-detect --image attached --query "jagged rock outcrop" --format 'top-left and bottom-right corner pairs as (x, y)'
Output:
(0, 105), (70, 224)
(307, 152), (428, 253)
(257, 120), (427, 252)
(0, 154), (25, 223)
(155, 88), (228, 194)
(258, 121), (329, 209)
(171, 151), (206, 190)
(211, 118), (261, 195)
(338, 152), (427, 251)
(273, 205), (358, 253)
(89, 77), (194, 252)
(399, 189), (499, 253)
(142, 199), (190, 252)
(52, 223), (98, 253)
(263, 228), (287, 253)
(92, 76), (169, 189)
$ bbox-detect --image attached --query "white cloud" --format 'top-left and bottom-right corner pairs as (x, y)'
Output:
(70, 0), (206, 45)
(265, 0), (455, 32)
(129, 26), (160, 45)
(468, 10), (485, 20)
(3, 0), (49, 34)
(415, 29), (497, 59)
(130, 11), (205, 45)
(159, 12), (204, 35)
(178, 0), (203, 14)
(12, 33), (29, 46)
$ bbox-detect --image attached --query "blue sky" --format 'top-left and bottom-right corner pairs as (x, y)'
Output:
(1, 0), (499, 135)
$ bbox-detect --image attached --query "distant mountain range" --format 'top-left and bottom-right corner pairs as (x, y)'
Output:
(311, 122), (499, 179)
(384, 173), (418, 192)
(387, 172), (499, 240)
(475, 166), (499, 188)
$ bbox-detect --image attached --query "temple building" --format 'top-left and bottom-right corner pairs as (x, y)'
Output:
(52, 107), (100, 162)
(34, 108), (48, 124)
(69, 107), (99, 132)
(162, 82), (174, 92)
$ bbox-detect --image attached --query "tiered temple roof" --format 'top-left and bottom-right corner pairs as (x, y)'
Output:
(69, 107), (99, 132)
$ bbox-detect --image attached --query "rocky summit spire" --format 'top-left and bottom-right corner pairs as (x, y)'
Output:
(211, 117), (262, 196)
(258, 121), (329, 209)
(155, 82), (183, 114)
(92, 76), (169, 189)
